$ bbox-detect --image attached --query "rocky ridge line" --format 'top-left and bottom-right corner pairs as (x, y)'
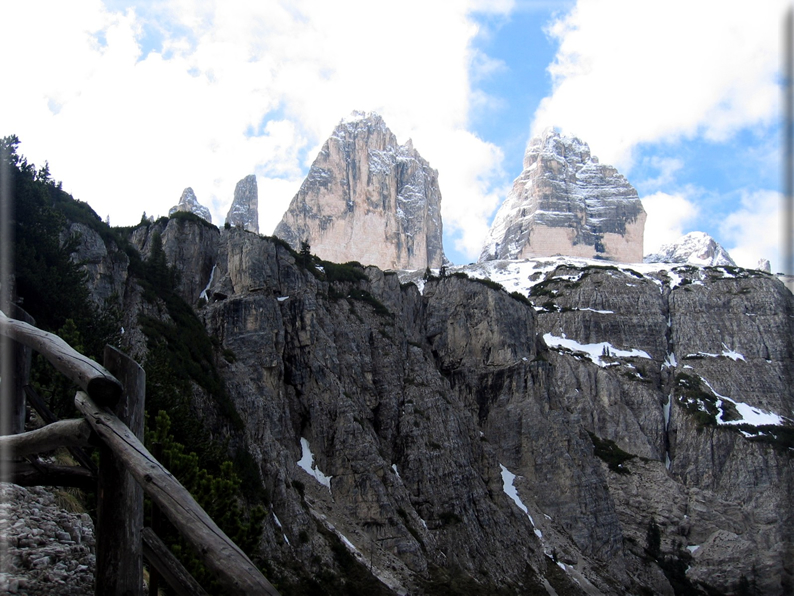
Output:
(645, 231), (737, 267)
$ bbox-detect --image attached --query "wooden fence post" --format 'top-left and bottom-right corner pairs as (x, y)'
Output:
(3, 305), (34, 436)
(75, 391), (280, 596)
(96, 345), (146, 596)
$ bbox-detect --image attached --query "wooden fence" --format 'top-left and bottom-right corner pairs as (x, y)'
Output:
(0, 309), (280, 596)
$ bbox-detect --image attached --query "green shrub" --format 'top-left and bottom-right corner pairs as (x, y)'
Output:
(321, 260), (368, 283)
(509, 291), (533, 307)
(469, 276), (504, 292)
(169, 209), (218, 231)
(146, 411), (265, 595)
(737, 424), (794, 452)
(674, 373), (719, 427)
(588, 432), (636, 474)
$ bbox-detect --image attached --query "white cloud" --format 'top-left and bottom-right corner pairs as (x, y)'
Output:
(637, 157), (684, 191)
(641, 191), (698, 255)
(425, 130), (507, 260)
(0, 0), (511, 256)
(720, 190), (782, 272)
(532, 0), (786, 171)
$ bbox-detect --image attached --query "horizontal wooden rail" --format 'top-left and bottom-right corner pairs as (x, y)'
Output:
(0, 310), (122, 407)
(4, 460), (95, 490)
(0, 419), (93, 458)
(75, 391), (280, 596)
(24, 385), (97, 474)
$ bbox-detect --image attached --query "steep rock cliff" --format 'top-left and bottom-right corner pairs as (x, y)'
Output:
(128, 215), (219, 307)
(480, 129), (646, 263)
(274, 112), (445, 270)
(63, 216), (793, 595)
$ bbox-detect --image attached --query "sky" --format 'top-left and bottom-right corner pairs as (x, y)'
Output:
(0, 0), (788, 271)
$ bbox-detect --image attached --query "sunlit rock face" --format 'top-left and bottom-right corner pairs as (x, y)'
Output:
(169, 187), (212, 224)
(274, 112), (445, 270)
(645, 231), (736, 267)
(480, 129), (646, 263)
(226, 175), (259, 233)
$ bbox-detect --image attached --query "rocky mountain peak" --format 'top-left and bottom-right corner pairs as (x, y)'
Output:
(339, 109), (388, 129)
(225, 174), (258, 233)
(526, 127), (594, 169)
(274, 112), (445, 270)
(480, 129), (646, 263)
(168, 187), (212, 223)
(644, 231), (736, 267)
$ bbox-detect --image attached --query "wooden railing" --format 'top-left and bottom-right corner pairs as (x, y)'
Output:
(0, 309), (280, 596)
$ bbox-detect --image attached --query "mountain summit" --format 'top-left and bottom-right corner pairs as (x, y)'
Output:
(225, 174), (259, 233)
(169, 187), (212, 223)
(274, 112), (445, 270)
(480, 129), (646, 263)
(644, 231), (736, 267)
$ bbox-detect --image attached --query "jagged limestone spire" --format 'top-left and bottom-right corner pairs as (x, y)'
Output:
(274, 112), (445, 270)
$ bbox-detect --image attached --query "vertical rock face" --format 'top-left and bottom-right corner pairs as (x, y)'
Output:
(644, 231), (736, 267)
(42, 209), (794, 594)
(130, 217), (219, 306)
(480, 128), (646, 263)
(168, 187), (213, 224)
(225, 175), (259, 233)
(274, 112), (445, 270)
(61, 223), (129, 307)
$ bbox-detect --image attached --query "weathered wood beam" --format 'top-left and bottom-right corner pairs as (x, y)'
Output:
(23, 383), (59, 426)
(142, 527), (209, 596)
(3, 460), (95, 490)
(24, 385), (97, 474)
(0, 419), (93, 458)
(148, 442), (164, 596)
(96, 345), (145, 596)
(75, 391), (280, 596)
(0, 310), (122, 407)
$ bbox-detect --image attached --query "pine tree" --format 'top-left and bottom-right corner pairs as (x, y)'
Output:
(146, 410), (266, 594)
(299, 241), (313, 269)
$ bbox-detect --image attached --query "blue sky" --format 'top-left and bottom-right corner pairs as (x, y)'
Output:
(0, 0), (787, 270)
